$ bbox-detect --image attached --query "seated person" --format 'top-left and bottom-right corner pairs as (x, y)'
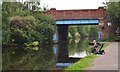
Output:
(91, 40), (98, 47)
(91, 40), (99, 53)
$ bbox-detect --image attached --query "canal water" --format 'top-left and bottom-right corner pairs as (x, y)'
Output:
(2, 36), (97, 70)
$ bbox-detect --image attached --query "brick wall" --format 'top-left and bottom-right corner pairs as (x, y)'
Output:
(46, 7), (110, 39)
(46, 7), (107, 20)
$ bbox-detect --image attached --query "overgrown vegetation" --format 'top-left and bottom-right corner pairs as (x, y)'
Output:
(2, 2), (56, 70)
(2, 47), (55, 70)
(104, 2), (120, 41)
(2, 2), (55, 47)
(106, 2), (120, 28)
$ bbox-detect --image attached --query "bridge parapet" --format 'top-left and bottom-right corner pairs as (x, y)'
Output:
(46, 7), (106, 20)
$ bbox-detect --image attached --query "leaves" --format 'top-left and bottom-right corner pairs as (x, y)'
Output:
(106, 2), (120, 26)
(2, 2), (55, 46)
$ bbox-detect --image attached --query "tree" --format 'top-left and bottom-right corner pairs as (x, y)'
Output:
(23, 1), (41, 11)
(2, 2), (55, 46)
(106, 2), (120, 32)
(2, 2), (27, 45)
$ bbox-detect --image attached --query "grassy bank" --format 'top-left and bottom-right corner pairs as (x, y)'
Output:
(64, 55), (97, 71)
(101, 42), (109, 50)
(64, 42), (109, 71)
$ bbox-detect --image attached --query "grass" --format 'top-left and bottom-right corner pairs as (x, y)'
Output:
(64, 42), (109, 72)
(101, 42), (109, 50)
(64, 55), (97, 71)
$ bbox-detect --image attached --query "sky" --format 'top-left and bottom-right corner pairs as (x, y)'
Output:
(41, 0), (106, 10)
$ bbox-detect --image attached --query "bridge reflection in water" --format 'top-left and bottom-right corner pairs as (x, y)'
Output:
(53, 36), (98, 68)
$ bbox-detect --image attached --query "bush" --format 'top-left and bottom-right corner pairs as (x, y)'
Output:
(2, 2), (55, 47)
(9, 14), (55, 47)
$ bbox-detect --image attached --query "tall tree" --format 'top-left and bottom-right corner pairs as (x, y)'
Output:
(23, 1), (41, 11)
(106, 2), (120, 32)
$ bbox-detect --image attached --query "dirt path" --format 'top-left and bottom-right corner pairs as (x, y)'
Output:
(87, 42), (118, 70)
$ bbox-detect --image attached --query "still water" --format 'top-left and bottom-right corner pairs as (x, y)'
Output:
(2, 37), (97, 70)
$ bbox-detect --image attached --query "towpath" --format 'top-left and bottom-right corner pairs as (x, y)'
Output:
(87, 42), (118, 70)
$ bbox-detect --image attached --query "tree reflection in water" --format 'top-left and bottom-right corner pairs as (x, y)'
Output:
(68, 36), (97, 58)
(2, 37), (98, 70)
(2, 46), (55, 70)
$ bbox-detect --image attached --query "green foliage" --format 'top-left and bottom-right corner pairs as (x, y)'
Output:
(24, 41), (39, 47)
(10, 16), (37, 46)
(78, 38), (90, 52)
(2, 2), (54, 46)
(68, 26), (77, 37)
(24, 41), (40, 51)
(77, 25), (98, 37)
(2, 2), (55, 46)
(77, 26), (86, 36)
(89, 26), (97, 36)
(107, 2), (120, 23)
(2, 2), (55, 70)
(68, 25), (98, 40)
(68, 37), (91, 56)
(34, 13), (55, 45)
(25, 47), (39, 51)
(32, 41), (39, 46)
(23, 2), (41, 11)
(65, 55), (97, 71)
(2, 2), (29, 45)
(2, 47), (55, 70)
(106, 2), (120, 32)
(101, 43), (109, 50)
(68, 39), (78, 55)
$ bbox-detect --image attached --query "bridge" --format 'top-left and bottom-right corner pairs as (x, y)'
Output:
(46, 7), (110, 40)
(45, 7), (111, 63)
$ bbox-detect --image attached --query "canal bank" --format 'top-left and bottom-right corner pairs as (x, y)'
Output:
(65, 55), (97, 71)
(64, 42), (118, 71)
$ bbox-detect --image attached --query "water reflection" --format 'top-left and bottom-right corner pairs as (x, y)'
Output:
(2, 36), (97, 70)
(53, 45), (57, 55)
(2, 46), (55, 70)
(69, 51), (88, 58)
(68, 37), (91, 58)
(56, 63), (73, 68)
(53, 37), (97, 68)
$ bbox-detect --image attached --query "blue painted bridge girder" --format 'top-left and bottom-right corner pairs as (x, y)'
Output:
(56, 19), (99, 25)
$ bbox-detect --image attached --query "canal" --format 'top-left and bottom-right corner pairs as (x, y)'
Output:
(2, 36), (98, 70)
